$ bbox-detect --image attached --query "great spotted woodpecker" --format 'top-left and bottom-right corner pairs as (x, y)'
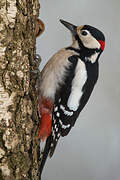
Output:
(38, 19), (105, 177)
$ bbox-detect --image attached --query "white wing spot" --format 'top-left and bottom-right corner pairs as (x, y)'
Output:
(60, 104), (65, 110)
(57, 133), (60, 138)
(59, 119), (63, 126)
(59, 98), (61, 103)
(62, 124), (70, 129)
(60, 105), (73, 116)
(54, 124), (57, 130)
(59, 119), (70, 129)
(54, 106), (58, 112)
(56, 112), (60, 117)
(51, 143), (53, 147)
(54, 125), (58, 132)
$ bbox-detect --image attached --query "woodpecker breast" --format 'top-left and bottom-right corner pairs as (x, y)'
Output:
(40, 48), (78, 100)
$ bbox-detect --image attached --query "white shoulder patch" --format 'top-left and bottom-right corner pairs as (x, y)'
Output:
(67, 60), (87, 111)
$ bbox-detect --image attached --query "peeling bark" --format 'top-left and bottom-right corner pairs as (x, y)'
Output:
(0, 0), (41, 179)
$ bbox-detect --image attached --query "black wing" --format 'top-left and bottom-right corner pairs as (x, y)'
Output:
(49, 55), (99, 157)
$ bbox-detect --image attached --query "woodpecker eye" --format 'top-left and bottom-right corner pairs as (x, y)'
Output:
(81, 30), (88, 36)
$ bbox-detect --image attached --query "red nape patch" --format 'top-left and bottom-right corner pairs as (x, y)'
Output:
(98, 40), (105, 51)
(38, 113), (52, 140)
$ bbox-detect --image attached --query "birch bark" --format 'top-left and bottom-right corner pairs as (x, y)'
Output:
(0, 0), (41, 179)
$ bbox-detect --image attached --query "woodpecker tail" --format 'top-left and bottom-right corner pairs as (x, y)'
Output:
(39, 135), (52, 179)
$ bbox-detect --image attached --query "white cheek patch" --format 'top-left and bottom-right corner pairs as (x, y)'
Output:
(67, 60), (87, 111)
(80, 33), (100, 50)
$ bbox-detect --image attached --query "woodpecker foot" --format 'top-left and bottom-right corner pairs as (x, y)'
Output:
(35, 54), (42, 67)
(31, 54), (42, 69)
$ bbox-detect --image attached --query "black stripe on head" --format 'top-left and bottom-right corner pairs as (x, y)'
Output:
(74, 34), (84, 49)
(82, 25), (105, 42)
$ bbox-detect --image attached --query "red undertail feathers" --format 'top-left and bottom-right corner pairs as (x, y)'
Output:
(38, 98), (53, 140)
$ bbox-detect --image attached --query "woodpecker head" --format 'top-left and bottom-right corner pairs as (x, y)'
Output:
(60, 19), (105, 53)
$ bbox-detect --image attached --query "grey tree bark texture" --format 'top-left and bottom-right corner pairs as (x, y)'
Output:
(0, 0), (41, 179)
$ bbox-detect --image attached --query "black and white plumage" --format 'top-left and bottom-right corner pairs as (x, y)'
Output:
(50, 52), (99, 156)
(39, 19), (105, 177)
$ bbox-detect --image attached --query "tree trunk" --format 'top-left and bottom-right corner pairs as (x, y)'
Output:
(0, 0), (41, 179)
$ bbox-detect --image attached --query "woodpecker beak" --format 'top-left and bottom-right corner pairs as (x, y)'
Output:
(60, 19), (77, 36)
